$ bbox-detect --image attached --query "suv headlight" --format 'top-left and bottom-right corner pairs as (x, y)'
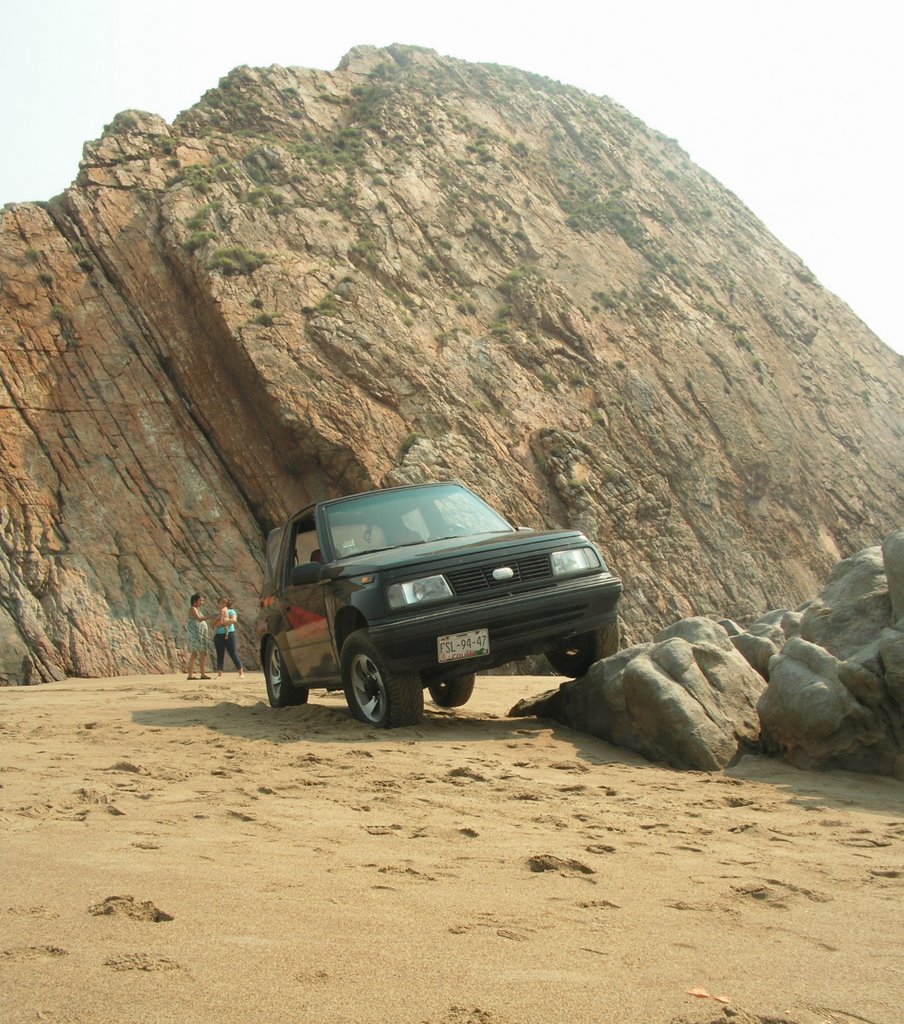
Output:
(387, 574), (453, 610)
(551, 547), (602, 576)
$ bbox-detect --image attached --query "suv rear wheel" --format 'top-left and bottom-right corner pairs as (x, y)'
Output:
(265, 639), (309, 708)
(341, 629), (424, 728)
(545, 621), (620, 678)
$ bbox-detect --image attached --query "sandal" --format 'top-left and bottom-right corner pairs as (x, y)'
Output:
(200, 674), (211, 679)
(187, 675), (197, 680)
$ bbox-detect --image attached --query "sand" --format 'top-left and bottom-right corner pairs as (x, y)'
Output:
(1, 672), (902, 1024)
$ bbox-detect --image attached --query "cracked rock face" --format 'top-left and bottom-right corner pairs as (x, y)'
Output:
(1, 45), (903, 683)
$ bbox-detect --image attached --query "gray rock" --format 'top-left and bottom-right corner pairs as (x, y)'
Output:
(749, 608), (793, 639)
(799, 546), (892, 660)
(882, 530), (904, 624)
(0, 605), (32, 685)
(510, 619), (764, 771)
(722, 608), (803, 681)
(780, 609), (805, 641)
(880, 628), (904, 715)
(730, 632), (778, 679)
(755, 534), (904, 776)
(837, 638), (887, 709)
(514, 533), (904, 777)
(758, 636), (894, 774)
(654, 616), (733, 647)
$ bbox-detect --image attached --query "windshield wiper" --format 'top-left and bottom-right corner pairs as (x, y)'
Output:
(353, 541), (424, 556)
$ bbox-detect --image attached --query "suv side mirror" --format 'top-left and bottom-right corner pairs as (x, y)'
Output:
(290, 562), (323, 586)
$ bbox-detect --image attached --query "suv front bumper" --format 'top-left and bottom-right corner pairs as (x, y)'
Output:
(366, 573), (622, 675)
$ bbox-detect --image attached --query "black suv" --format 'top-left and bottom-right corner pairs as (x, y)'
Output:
(256, 481), (622, 727)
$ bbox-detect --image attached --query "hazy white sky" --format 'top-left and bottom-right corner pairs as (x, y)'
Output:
(3, 0), (902, 355)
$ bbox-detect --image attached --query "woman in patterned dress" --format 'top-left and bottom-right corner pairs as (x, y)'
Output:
(186, 593), (213, 680)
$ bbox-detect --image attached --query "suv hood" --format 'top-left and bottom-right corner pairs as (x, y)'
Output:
(333, 528), (591, 573)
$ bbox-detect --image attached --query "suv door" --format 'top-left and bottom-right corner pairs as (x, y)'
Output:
(282, 517), (337, 682)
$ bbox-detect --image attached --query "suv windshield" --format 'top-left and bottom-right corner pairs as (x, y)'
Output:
(323, 483), (514, 557)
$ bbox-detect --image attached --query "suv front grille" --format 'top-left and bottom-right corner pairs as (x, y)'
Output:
(446, 553), (552, 595)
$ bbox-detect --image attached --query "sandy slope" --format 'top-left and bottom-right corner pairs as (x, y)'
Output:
(1, 673), (902, 1024)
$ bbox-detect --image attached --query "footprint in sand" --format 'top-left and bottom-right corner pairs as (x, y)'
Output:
(5, 905), (60, 920)
(549, 760), (590, 774)
(14, 791), (123, 824)
(88, 895), (173, 922)
(839, 830), (893, 848)
(103, 952), (180, 972)
(375, 864), (438, 882)
(103, 761), (149, 776)
(73, 788), (125, 816)
(868, 868), (902, 879)
(438, 1004), (498, 1024)
(730, 878), (832, 909)
(495, 927), (534, 942)
(448, 766), (489, 783)
(293, 968), (330, 984)
(532, 814), (568, 830)
(527, 854), (595, 876)
(584, 843), (617, 855)
(1, 944), (67, 961)
(723, 795), (758, 808)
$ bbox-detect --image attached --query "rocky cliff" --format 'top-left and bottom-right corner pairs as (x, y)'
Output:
(1, 44), (902, 684)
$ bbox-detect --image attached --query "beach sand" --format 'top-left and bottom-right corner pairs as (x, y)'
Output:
(1, 672), (902, 1024)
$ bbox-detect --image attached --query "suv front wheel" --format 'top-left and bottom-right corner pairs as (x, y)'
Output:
(340, 629), (424, 728)
(545, 621), (620, 678)
(428, 673), (476, 708)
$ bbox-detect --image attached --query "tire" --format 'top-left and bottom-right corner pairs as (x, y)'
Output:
(545, 621), (620, 678)
(428, 673), (476, 708)
(264, 639), (309, 708)
(340, 629), (424, 728)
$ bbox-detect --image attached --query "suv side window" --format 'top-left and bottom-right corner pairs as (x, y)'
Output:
(294, 530), (319, 564)
(265, 526), (285, 581)
(288, 516), (319, 577)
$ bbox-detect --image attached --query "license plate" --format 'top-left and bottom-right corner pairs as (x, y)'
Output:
(437, 628), (489, 663)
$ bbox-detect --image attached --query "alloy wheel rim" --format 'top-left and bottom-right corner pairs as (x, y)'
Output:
(269, 647), (282, 696)
(350, 654), (385, 722)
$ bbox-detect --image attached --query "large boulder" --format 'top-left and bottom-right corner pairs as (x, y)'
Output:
(722, 608), (804, 679)
(512, 531), (904, 777)
(756, 636), (891, 773)
(798, 546), (892, 659)
(757, 532), (904, 777)
(0, 605), (32, 685)
(510, 617), (765, 771)
(883, 530), (904, 625)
